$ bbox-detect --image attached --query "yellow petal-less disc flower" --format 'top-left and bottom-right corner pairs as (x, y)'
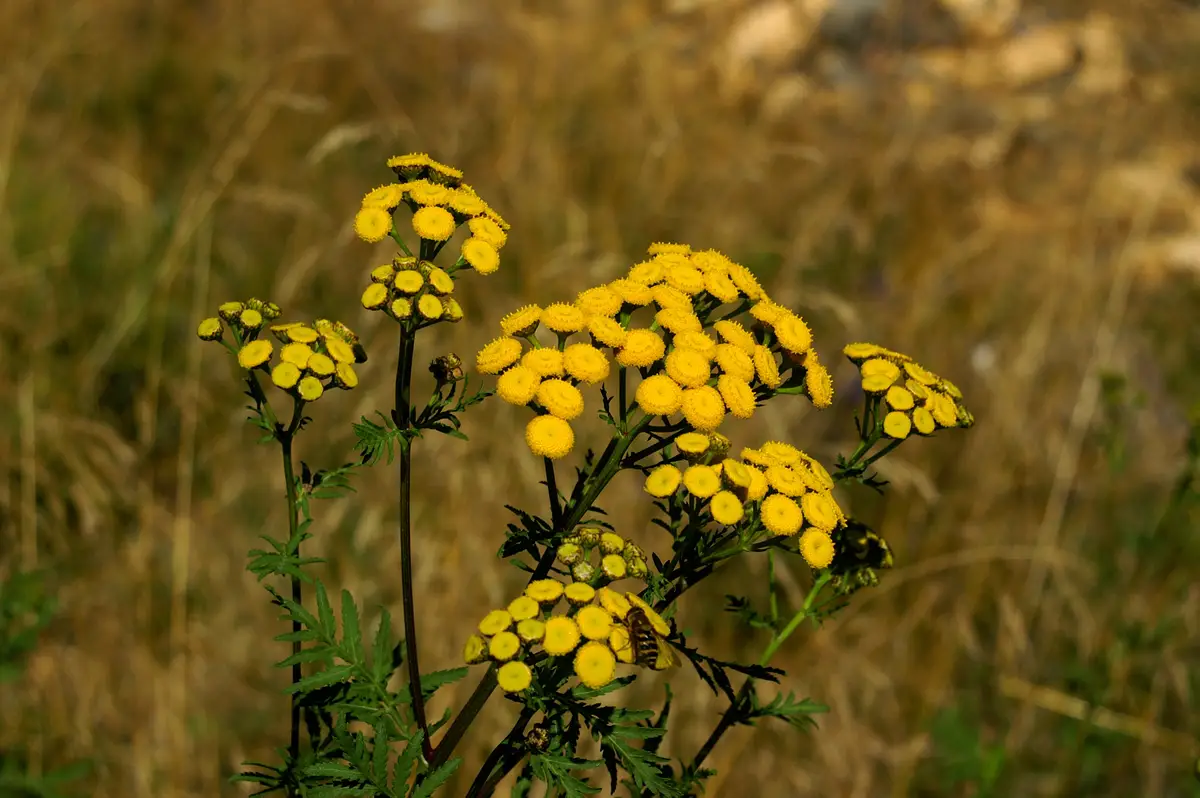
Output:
(488, 631), (521, 661)
(927, 392), (958, 428)
(387, 152), (431, 175)
(543, 616), (582, 656)
(753, 344), (782, 388)
(287, 324), (321, 344)
(906, 379), (930, 400)
(476, 337), (523, 374)
(238, 340), (273, 369)
(704, 270), (741, 302)
(526, 579), (566, 604)
(796, 453), (835, 491)
(714, 344), (755, 383)
(726, 261), (765, 300)
(307, 353), (336, 377)
(748, 298), (785, 325)
(886, 386), (915, 410)
(798, 529), (835, 569)
(721, 459), (752, 490)
(762, 494), (804, 536)
(563, 343), (610, 384)
(664, 348), (711, 388)
(197, 317), (223, 341)
(496, 365), (541, 406)
(861, 373), (895, 393)
(597, 588), (632, 619)
(713, 320), (757, 354)
(680, 385), (726, 432)
(690, 248), (731, 273)
(717, 375), (756, 419)
(683, 465), (722, 498)
(587, 316), (629, 348)
(334, 363), (359, 390)
(391, 298), (412, 319)
(525, 414), (576, 459)
(500, 305), (541, 337)
(883, 410), (912, 439)
(370, 263), (396, 283)
(239, 308), (263, 330)
(940, 378), (964, 400)
(904, 361), (938, 385)
(654, 308), (702, 335)
(427, 267), (455, 295)
(522, 348), (566, 378)
(616, 329), (666, 368)
(912, 406), (937, 435)
(497, 661), (533, 692)
(564, 582), (596, 605)
(447, 188), (486, 216)
(746, 465), (770, 501)
(644, 464), (683, 497)
(542, 302), (587, 334)
(765, 464), (806, 497)
(576, 285), (623, 317)
(601, 554), (627, 580)
(628, 260), (665, 286)
(664, 264), (706, 294)
(298, 376), (324, 401)
(636, 374), (684, 416)
(462, 237), (501, 275)
(362, 183), (405, 209)
(804, 355), (834, 409)
(598, 532), (625, 554)
(417, 294), (444, 320)
(479, 609), (513, 636)
(576, 606), (615, 641)
(281, 342), (314, 368)
(574, 641), (617, 689)
(648, 241), (691, 256)
(272, 362), (302, 390)
(608, 278), (654, 306)
(760, 441), (801, 465)
(507, 596), (540, 622)
(861, 358), (901, 381)
(354, 206), (392, 242)
(609, 626), (637, 663)
(218, 301), (244, 321)
(412, 206), (455, 241)
(516, 619), (546, 643)
(676, 431), (710, 455)
(800, 491), (840, 533)
(426, 158), (464, 183)
(324, 337), (355, 364)
(710, 490), (745, 525)
(536, 379), (584, 420)
(443, 298), (464, 322)
(843, 342), (890, 363)
(674, 332), (717, 358)
(467, 216), (508, 249)
(362, 282), (389, 309)
(773, 313), (813, 354)
(464, 634), (487, 664)
(650, 283), (692, 311)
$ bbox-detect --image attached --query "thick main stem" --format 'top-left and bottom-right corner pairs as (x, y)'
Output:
(280, 435), (302, 773)
(395, 328), (432, 760)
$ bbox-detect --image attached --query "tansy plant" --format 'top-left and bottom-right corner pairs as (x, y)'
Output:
(196, 153), (974, 797)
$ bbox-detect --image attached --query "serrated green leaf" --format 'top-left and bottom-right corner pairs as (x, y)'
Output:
(601, 736), (683, 798)
(341, 590), (363, 655)
(315, 583), (335, 635)
(287, 664), (354, 694)
(373, 610), (395, 682)
(392, 735), (423, 792)
(277, 647), (336, 668)
(412, 758), (462, 798)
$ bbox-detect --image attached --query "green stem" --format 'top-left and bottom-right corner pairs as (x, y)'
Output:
(464, 706), (537, 798)
(395, 325), (432, 761)
(280, 433), (302, 774)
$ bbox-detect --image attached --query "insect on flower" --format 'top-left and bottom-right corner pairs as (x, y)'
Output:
(620, 596), (682, 671)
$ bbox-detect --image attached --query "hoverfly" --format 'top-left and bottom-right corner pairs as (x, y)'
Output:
(615, 593), (681, 671)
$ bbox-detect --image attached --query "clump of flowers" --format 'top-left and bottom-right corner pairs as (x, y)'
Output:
(200, 159), (976, 798)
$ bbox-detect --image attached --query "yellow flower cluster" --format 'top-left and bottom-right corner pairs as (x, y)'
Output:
(643, 437), (845, 569)
(844, 343), (974, 439)
(353, 153), (508, 277)
(463, 581), (672, 693)
(554, 527), (649, 584)
(199, 300), (365, 402)
(477, 242), (831, 458)
(360, 256), (465, 327)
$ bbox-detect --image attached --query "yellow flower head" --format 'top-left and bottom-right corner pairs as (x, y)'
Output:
(651, 284), (692, 312)
(447, 187), (487, 216)
(354, 207), (392, 242)
(271, 362), (301, 390)
(390, 298), (412, 319)
(307, 353), (335, 377)
(704, 271), (741, 303)
(625, 594), (671, 636)
(564, 582), (596, 605)
(861, 358), (901, 382)
(361, 282), (389, 310)
(508, 596), (541, 622)
(647, 241), (691, 257)
(683, 465), (722, 498)
(690, 248), (731, 273)
(427, 267), (455, 295)
(334, 363), (359, 390)
(655, 308), (702, 335)
(501, 305), (541, 337)
(664, 348), (712, 388)
(927, 392), (958, 428)
(479, 609), (514, 636)
(861, 373), (894, 393)
(406, 179), (451, 206)
(563, 343), (610, 384)
(463, 634), (487, 664)
(522, 348), (566, 378)
(363, 183), (405, 209)
(644, 464), (683, 498)
(497, 661), (532, 692)
(664, 264), (706, 295)
(426, 159), (464, 185)
(596, 588), (632, 619)
(796, 453), (834, 491)
(765, 464), (807, 497)
(713, 320), (756, 354)
(676, 431), (710, 456)
(710, 490), (745, 525)
(517, 618), (546, 643)
(542, 616), (582, 656)
(587, 316), (629, 348)
(759, 441), (801, 465)
(761, 494), (803, 536)
(886, 386), (915, 411)
(443, 298), (464, 323)
(599, 531), (625, 554)
(608, 278), (654, 306)
(392, 270), (423, 295)
(798, 529), (835, 569)
(680, 385), (726, 432)
(721, 458), (753, 489)
(616, 329), (666, 368)
(488, 631), (521, 661)
(714, 344), (755, 383)
(476, 337), (523, 374)
(462, 237), (500, 275)
(387, 152), (431, 178)
(238, 340), (273, 369)
(576, 606), (615, 641)
(218, 301), (244, 322)
(636, 374), (684, 416)
(542, 303), (587, 334)
(800, 491), (841, 533)
(748, 298), (785, 326)
(746, 464), (770, 501)
(609, 626), (637, 664)
(574, 641), (617, 689)
(843, 342), (890, 363)
(417, 294), (444, 321)
(412, 206), (456, 241)
(912, 406), (936, 435)
(773, 313), (813, 355)
(628, 260), (665, 286)
(525, 414), (575, 459)
(536, 379), (585, 420)
(752, 344), (782, 388)
(497, 364), (540, 406)
(239, 308), (264, 330)
(197, 317), (223, 341)
(576, 285), (623, 318)
(726, 261), (765, 300)
(717, 374), (756, 419)
(467, 215), (507, 248)
(674, 331), (717, 359)
(804, 353), (834, 409)
(370, 263), (396, 283)
(526, 579), (566, 605)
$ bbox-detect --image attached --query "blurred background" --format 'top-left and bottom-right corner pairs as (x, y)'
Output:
(1, 0), (1199, 795)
